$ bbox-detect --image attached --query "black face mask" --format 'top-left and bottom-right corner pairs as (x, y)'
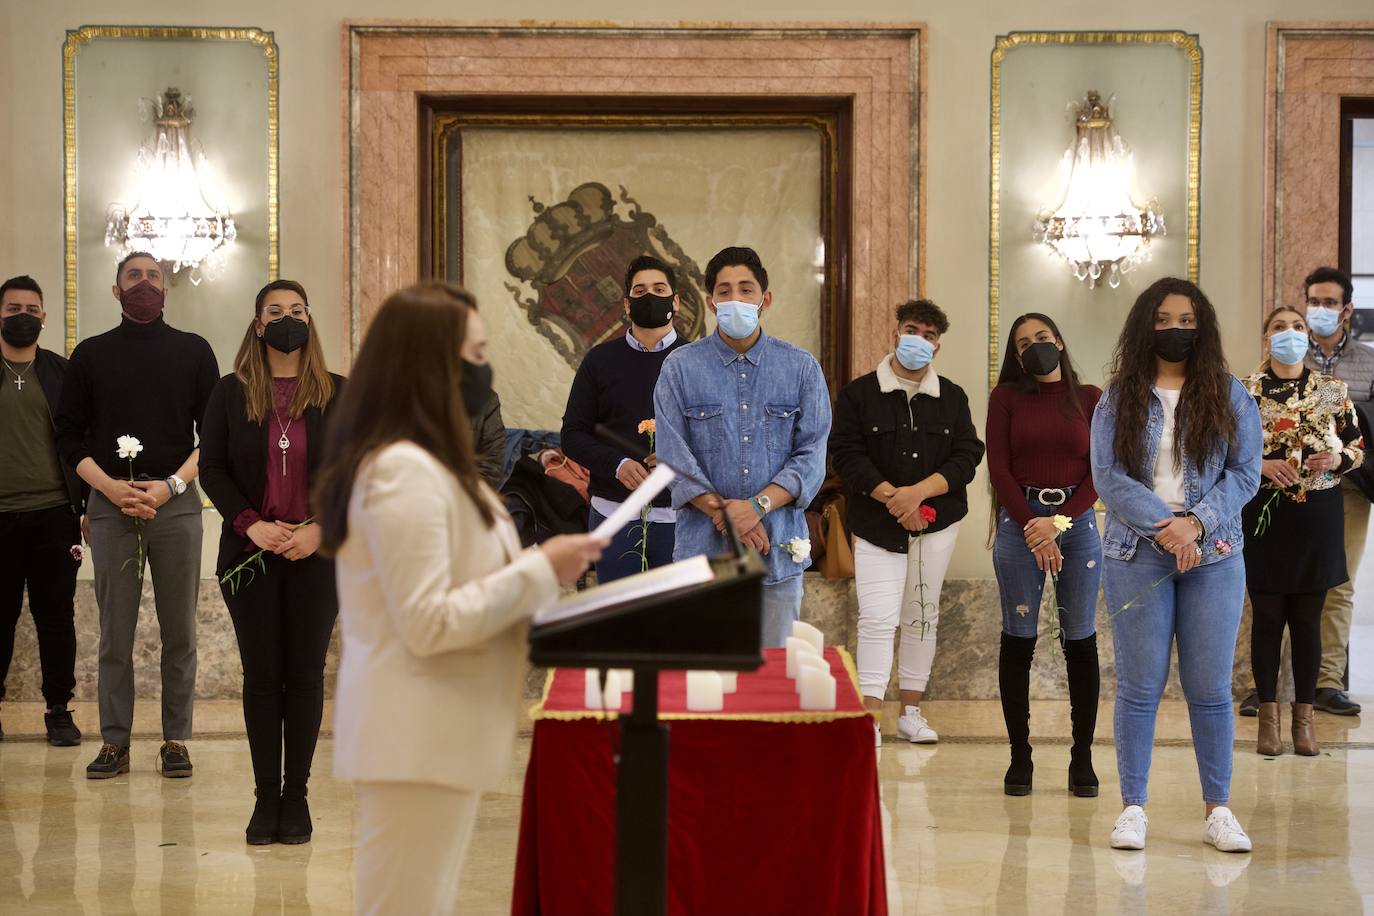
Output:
(628, 292), (674, 330)
(263, 316), (310, 354)
(1153, 328), (1198, 363)
(0, 313), (42, 348)
(1019, 341), (1061, 377)
(461, 360), (494, 419)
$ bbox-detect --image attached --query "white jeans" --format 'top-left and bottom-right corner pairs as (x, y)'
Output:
(854, 524), (960, 699)
(354, 781), (481, 916)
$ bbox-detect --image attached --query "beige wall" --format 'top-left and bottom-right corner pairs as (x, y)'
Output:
(4, 0), (1371, 579)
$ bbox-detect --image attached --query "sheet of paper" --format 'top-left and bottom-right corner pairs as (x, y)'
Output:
(535, 554), (715, 626)
(591, 464), (676, 539)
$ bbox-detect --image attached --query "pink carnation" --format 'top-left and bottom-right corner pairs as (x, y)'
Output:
(1213, 539), (1233, 558)
(70, 544), (86, 562)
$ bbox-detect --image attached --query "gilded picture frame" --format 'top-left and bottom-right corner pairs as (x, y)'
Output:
(988, 31), (1202, 388)
(62, 25), (280, 355)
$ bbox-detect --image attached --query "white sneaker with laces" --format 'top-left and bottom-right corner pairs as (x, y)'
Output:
(1204, 806), (1252, 853)
(897, 706), (938, 744)
(1110, 805), (1148, 850)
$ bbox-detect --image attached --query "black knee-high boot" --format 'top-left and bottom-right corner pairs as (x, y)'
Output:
(999, 633), (1037, 795)
(1063, 633), (1100, 797)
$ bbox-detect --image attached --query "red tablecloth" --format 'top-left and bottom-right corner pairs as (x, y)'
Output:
(511, 648), (887, 916)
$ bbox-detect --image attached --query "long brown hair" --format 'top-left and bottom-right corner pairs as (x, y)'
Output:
(1107, 277), (1238, 478)
(314, 282), (493, 555)
(234, 280), (336, 423)
(987, 312), (1089, 545)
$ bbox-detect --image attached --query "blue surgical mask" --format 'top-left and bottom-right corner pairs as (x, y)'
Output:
(1269, 329), (1309, 366)
(895, 334), (935, 371)
(1306, 306), (1341, 337)
(713, 300), (760, 340)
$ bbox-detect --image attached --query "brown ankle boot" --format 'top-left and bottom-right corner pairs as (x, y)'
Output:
(1291, 703), (1319, 756)
(1257, 702), (1283, 756)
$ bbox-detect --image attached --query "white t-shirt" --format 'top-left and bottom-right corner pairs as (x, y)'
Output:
(1152, 387), (1186, 512)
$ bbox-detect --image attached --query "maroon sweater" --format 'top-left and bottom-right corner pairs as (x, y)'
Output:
(986, 380), (1101, 526)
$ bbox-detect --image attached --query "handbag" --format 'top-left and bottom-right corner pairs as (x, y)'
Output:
(818, 496), (855, 579)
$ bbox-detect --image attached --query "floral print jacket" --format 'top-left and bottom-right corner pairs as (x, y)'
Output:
(1243, 367), (1364, 500)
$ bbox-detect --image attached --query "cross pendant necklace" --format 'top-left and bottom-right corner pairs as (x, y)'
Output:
(2, 358), (29, 391)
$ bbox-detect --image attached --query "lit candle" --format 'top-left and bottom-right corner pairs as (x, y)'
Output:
(785, 636), (821, 678)
(686, 671), (724, 711)
(718, 671), (738, 694)
(794, 653), (829, 693)
(798, 666), (837, 710)
(791, 620), (824, 655)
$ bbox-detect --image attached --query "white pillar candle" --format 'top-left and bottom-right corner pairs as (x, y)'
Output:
(686, 671), (725, 711)
(602, 669), (623, 710)
(793, 653), (829, 693)
(584, 668), (602, 709)
(718, 671), (738, 694)
(611, 668), (634, 692)
(798, 666), (837, 711)
(785, 636), (821, 678)
(791, 620), (825, 655)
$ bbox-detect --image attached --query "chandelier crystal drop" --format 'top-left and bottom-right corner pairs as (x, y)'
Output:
(105, 87), (236, 284)
(1032, 91), (1164, 289)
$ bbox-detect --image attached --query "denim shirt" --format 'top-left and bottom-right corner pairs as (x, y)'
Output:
(653, 331), (832, 584)
(1090, 376), (1262, 564)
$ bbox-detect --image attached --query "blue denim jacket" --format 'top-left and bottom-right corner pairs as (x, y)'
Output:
(1090, 376), (1262, 564)
(653, 331), (832, 584)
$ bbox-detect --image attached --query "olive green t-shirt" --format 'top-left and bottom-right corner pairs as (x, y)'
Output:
(0, 364), (69, 512)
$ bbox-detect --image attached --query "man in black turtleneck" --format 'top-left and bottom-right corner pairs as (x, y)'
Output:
(55, 252), (218, 780)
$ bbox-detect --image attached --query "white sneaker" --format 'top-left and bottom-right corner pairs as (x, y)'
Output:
(874, 722), (883, 747)
(897, 706), (938, 744)
(1110, 805), (1148, 850)
(1204, 806), (1252, 853)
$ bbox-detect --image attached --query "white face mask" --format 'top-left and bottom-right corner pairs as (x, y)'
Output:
(1306, 306), (1341, 337)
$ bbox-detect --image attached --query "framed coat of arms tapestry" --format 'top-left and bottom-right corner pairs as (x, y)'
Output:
(421, 97), (850, 431)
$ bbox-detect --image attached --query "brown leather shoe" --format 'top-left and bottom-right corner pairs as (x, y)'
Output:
(1257, 702), (1283, 756)
(1291, 703), (1319, 756)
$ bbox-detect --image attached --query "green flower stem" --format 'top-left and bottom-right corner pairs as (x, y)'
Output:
(1106, 571), (1177, 622)
(1252, 489), (1282, 538)
(220, 517), (315, 596)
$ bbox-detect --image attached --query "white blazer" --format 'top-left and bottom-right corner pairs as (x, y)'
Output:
(332, 441), (558, 792)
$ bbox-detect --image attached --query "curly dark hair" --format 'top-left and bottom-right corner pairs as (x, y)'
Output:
(895, 299), (949, 335)
(1107, 277), (1237, 478)
(1303, 266), (1352, 304)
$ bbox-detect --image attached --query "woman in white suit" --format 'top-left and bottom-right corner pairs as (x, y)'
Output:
(313, 282), (605, 915)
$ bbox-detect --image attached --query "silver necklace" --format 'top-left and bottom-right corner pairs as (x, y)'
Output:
(271, 404), (294, 476)
(2, 358), (32, 391)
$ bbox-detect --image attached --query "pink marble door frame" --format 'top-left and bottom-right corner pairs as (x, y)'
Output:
(1264, 22), (1374, 313)
(343, 20), (925, 376)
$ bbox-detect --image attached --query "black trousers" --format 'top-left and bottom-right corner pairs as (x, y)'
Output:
(1250, 591), (1325, 705)
(222, 552), (338, 790)
(0, 505), (80, 709)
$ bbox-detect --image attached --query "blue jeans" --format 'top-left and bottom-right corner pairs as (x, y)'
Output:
(1104, 547), (1245, 807)
(992, 506), (1101, 640)
(761, 576), (804, 649)
(588, 508), (676, 584)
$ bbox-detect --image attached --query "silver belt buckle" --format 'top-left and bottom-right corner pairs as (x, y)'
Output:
(1038, 488), (1067, 506)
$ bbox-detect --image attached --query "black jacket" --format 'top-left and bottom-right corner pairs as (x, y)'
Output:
(26, 347), (87, 514)
(199, 373), (344, 577)
(829, 360), (985, 553)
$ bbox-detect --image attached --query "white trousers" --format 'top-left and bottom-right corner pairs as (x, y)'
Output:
(854, 524), (960, 699)
(354, 781), (481, 916)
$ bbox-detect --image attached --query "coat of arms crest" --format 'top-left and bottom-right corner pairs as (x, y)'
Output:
(504, 182), (707, 369)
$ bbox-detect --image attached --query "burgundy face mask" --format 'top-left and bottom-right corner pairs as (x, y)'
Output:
(120, 280), (166, 323)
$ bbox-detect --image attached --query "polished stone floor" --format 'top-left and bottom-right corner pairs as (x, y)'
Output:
(1, 701), (1371, 914)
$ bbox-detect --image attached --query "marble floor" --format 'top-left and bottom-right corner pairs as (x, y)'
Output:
(1, 702), (1371, 914)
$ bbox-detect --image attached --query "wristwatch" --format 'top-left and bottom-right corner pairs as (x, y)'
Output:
(751, 494), (772, 516)
(168, 475), (188, 496)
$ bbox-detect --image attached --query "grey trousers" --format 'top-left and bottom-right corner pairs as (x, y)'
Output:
(87, 486), (202, 747)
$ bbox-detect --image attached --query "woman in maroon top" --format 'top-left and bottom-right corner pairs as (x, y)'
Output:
(200, 280), (343, 845)
(986, 313), (1102, 797)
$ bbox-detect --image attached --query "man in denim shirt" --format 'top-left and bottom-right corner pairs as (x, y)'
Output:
(653, 247), (831, 647)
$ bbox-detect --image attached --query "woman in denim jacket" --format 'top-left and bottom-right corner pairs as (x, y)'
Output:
(1090, 278), (1261, 854)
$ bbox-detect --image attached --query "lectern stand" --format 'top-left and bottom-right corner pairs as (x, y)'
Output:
(528, 550), (766, 916)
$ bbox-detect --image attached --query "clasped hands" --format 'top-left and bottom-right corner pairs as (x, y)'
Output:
(105, 478), (170, 520)
(700, 495), (771, 555)
(247, 519), (322, 561)
(1153, 515), (1203, 573)
(874, 483), (934, 533)
(1263, 453), (1337, 489)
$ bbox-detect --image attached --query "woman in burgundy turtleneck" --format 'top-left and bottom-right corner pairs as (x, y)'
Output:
(986, 313), (1102, 799)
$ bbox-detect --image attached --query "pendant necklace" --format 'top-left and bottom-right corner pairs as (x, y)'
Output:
(272, 405), (294, 476)
(2, 358), (31, 391)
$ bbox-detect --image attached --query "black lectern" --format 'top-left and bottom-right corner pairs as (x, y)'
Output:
(528, 550), (766, 916)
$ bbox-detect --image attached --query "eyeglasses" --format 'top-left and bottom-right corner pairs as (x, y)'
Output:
(262, 305), (308, 320)
(1306, 297), (1342, 309)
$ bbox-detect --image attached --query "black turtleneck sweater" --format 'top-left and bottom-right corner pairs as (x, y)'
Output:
(55, 316), (220, 481)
